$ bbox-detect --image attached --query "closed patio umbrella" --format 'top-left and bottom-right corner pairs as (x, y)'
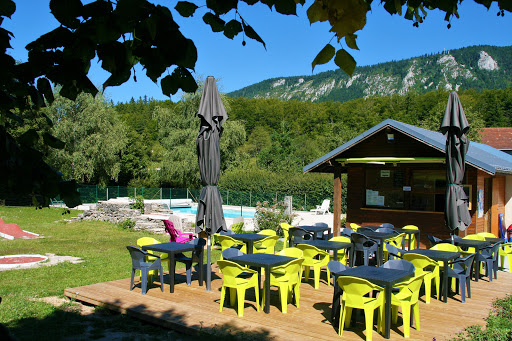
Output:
(195, 76), (227, 291)
(440, 91), (472, 236)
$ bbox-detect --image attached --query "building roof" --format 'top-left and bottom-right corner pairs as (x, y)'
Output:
(303, 119), (512, 176)
(480, 128), (512, 151)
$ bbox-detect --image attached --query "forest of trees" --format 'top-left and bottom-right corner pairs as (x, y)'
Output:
(6, 85), (512, 207)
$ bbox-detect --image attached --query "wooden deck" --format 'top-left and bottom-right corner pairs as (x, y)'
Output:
(64, 266), (512, 340)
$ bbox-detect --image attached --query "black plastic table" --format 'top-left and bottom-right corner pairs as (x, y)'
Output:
(356, 231), (397, 266)
(405, 248), (460, 302)
(333, 266), (414, 339)
(230, 233), (267, 254)
(451, 239), (490, 281)
(299, 239), (352, 262)
(142, 242), (204, 293)
(485, 237), (505, 244)
(231, 253), (296, 313)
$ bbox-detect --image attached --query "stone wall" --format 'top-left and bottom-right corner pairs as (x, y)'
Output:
(72, 200), (190, 234)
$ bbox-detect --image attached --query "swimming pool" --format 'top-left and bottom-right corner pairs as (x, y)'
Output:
(171, 207), (255, 219)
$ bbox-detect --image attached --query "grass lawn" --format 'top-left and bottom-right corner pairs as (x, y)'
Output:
(0, 206), (204, 340)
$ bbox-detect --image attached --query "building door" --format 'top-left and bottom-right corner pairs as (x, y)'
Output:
(484, 178), (492, 233)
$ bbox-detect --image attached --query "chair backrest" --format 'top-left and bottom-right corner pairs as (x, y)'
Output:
(163, 220), (179, 241)
(330, 236), (351, 243)
(137, 237), (160, 255)
(126, 245), (158, 269)
(314, 222), (329, 228)
(403, 253), (438, 274)
(382, 259), (415, 272)
(402, 225), (419, 230)
(291, 227), (313, 244)
(255, 235), (279, 253)
(296, 244), (328, 259)
(337, 276), (384, 306)
(217, 260), (255, 286)
(384, 243), (405, 259)
(380, 223), (394, 228)
(222, 248), (244, 259)
(430, 243), (460, 252)
(481, 242), (501, 259)
(376, 227), (395, 234)
(341, 228), (353, 236)
(320, 199), (330, 210)
(349, 223), (360, 231)
(280, 222), (292, 248)
(327, 260), (349, 274)
(219, 230), (235, 236)
(351, 233), (378, 251)
(477, 232), (496, 238)
(427, 234), (443, 247)
(464, 234), (485, 241)
(232, 216), (244, 225)
(217, 234), (241, 250)
(278, 247), (303, 258)
(271, 258), (304, 283)
(396, 273), (426, 301)
(258, 229), (277, 236)
(450, 252), (476, 276)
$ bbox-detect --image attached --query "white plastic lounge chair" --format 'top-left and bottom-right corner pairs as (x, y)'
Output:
(310, 199), (330, 215)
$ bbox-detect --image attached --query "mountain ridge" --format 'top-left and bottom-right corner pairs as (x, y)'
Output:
(228, 45), (512, 103)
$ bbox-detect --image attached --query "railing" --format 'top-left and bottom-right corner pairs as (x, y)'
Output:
(74, 184), (346, 213)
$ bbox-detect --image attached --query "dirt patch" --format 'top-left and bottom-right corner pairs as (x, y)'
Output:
(0, 253), (83, 271)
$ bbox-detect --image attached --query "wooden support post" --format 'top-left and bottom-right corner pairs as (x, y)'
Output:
(333, 168), (342, 237)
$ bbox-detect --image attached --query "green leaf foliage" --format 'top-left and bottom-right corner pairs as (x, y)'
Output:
(224, 20), (243, 39)
(242, 21), (266, 49)
(334, 49), (356, 77)
(203, 12), (226, 32)
(312, 43), (335, 72)
(175, 1), (198, 17)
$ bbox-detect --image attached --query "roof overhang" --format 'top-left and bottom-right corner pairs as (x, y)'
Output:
(336, 157), (446, 166)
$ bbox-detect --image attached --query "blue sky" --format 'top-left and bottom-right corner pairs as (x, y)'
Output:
(5, 1), (512, 103)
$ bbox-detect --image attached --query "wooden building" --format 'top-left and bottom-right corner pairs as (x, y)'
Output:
(303, 119), (512, 247)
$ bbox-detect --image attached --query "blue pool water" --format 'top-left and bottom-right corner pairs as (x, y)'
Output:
(171, 207), (255, 219)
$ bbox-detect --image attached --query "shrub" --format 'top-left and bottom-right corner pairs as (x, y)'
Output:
(119, 219), (135, 230)
(129, 195), (145, 214)
(254, 200), (296, 235)
(231, 222), (244, 234)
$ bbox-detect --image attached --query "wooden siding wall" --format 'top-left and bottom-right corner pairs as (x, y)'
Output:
(345, 166), (483, 247)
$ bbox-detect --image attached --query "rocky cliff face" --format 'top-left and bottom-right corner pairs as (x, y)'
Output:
(229, 45), (511, 103)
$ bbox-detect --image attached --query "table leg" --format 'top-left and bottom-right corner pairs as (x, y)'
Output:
(416, 231), (420, 249)
(264, 266), (270, 313)
(384, 285), (392, 338)
(443, 265), (448, 302)
(474, 248), (481, 282)
(169, 253), (175, 293)
(379, 242), (384, 266)
(198, 248), (204, 286)
(247, 241), (253, 255)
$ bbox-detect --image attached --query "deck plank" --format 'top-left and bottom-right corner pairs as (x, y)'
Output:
(65, 268), (512, 340)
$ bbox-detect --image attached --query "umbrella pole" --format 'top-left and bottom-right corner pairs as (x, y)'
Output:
(206, 234), (212, 291)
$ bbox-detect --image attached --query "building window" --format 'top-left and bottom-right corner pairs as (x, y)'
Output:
(411, 170), (446, 212)
(365, 168), (456, 212)
(365, 169), (405, 209)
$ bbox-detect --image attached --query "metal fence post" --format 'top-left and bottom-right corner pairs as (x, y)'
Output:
(95, 185), (98, 203)
(106, 188), (109, 200)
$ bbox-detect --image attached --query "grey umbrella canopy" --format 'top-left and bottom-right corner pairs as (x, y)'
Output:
(440, 91), (472, 233)
(195, 76), (228, 291)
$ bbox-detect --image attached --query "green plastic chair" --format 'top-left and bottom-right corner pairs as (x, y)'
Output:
(258, 229), (277, 236)
(263, 258), (304, 313)
(329, 236), (351, 265)
(337, 276), (385, 341)
(253, 235), (279, 254)
(275, 247), (304, 278)
(430, 242), (462, 267)
(389, 273), (426, 338)
(136, 237), (169, 278)
(349, 223), (361, 231)
(217, 260), (260, 317)
(402, 225), (419, 249)
(403, 253), (440, 304)
(217, 235), (247, 259)
(296, 244), (330, 289)
(499, 243), (512, 271)
(280, 223), (292, 249)
(384, 233), (406, 260)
